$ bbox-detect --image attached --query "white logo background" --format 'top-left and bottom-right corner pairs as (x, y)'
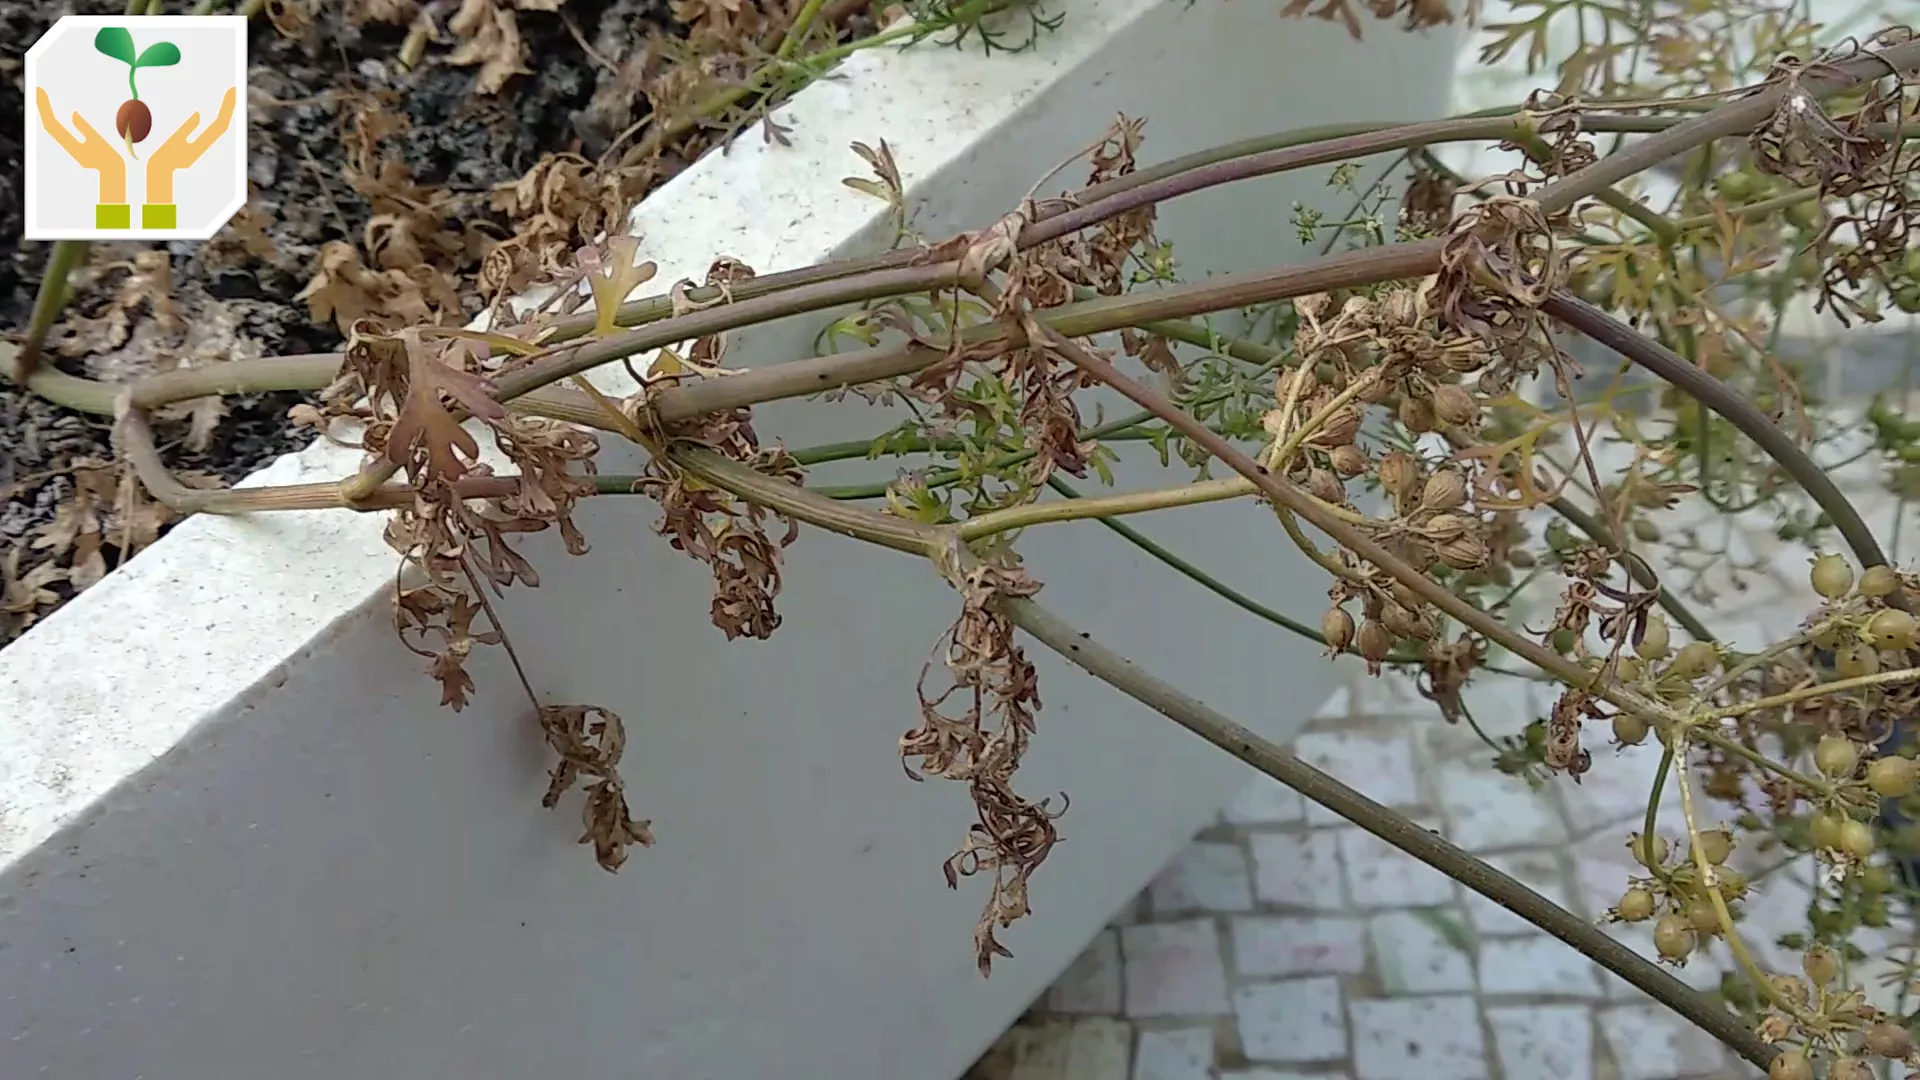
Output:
(24, 15), (249, 241)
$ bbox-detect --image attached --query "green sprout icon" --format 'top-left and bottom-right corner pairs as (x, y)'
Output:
(93, 27), (181, 161)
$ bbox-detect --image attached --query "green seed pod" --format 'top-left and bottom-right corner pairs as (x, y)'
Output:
(1863, 864), (1897, 894)
(1801, 944), (1838, 986)
(1868, 755), (1920, 799)
(1866, 608), (1918, 650)
(1612, 712), (1649, 746)
(1685, 898), (1720, 935)
(1859, 565), (1900, 598)
(1836, 643), (1881, 679)
(1814, 735), (1860, 779)
(1840, 818), (1877, 859)
(1667, 642), (1717, 680)
(1811, 553), (1855, 599)
(1810, 810), (1847, 851)
(1697, 828), (1733, 865)
(1713, 170), (1759, 202)
(1634, 615), (1670, 661)
(1652, 914), (1694, 961)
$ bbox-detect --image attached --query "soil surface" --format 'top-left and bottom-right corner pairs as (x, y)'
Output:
(0, 0), (695, 644)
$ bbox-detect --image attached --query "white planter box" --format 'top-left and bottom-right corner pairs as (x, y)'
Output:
(0, 4), (1458, 1078)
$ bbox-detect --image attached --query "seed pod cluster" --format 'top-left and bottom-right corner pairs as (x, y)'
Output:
(1788, 557), (1920, 847)
(1391, 463), (1492, 574)
(1276, 287), (1509, 681)
(1324, 574), (1449, 675)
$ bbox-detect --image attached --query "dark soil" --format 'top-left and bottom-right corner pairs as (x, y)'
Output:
(0, 0), (678, 644)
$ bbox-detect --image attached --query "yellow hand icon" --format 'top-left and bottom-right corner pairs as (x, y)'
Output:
(146, 87), (238, 209)
(35, 86), (129, 207)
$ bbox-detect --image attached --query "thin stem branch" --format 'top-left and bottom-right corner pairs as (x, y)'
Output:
(667, 445), (941, 556)
(957, 476), (1251, 541)
(1689, 726), (1835, 798)
(1044, 475), (1339, 646)
(1701, 668), (1920, 723)
(1673, 741), (1808, 1019)
(1042, 475), (1501, 672)
(1028, 115), (1672, 248)
(1542, 291), (1887, 573)
(1001, 593), (1778, 1072)
(1692, 630), (1816, 703)
(776, 0), (829, 60)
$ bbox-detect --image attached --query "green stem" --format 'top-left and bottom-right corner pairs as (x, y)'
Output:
(15, 241), (88, 382)
(776, 0), (829, 60)
(1689, 726), (1834, 798)
(1669, 188), (1819, 234)
(804, 423), (1221, 501)
(1641, 744), (1674, 873)
(793, 424), (1170, 470)
(958, 475), (1251, 541)
(1044, 474), (1329, 638)
(1045, 474), (1446, 668)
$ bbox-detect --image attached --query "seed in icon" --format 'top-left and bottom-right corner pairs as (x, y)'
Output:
(93, 26), (180, 159)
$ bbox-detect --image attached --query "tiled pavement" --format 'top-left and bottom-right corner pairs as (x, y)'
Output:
(969, 429), (1920, 1080)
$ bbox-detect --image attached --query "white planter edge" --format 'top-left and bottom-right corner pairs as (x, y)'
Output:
(0, 5), (1462, 1078)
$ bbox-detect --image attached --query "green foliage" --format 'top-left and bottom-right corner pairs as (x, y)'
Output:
(136, 42), (181, 70)
(92, 27), (137, 65)
(92, 27), (179, 100)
